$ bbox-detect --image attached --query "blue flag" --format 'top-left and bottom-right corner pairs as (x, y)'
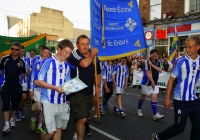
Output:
(90, 0), (147, 60)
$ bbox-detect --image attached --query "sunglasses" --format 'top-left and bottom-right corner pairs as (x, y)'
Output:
(11, 48), (19, 51)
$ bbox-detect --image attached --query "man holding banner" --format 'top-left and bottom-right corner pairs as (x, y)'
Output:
(137, 49), (164, 120)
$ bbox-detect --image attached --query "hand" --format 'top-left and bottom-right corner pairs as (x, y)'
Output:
(29, 91), (34, 98)
(124, 85), (128, 90)
(113, 82), (117, 88)
(55, 86), (64, 93)
(95, 87), (100, 96)
(164, 98), (171, 109)
(90, 48), (98, 57)
(105, 87), (110, 93)
(151, 81), (155, 91)
(148, 60), (152, 66)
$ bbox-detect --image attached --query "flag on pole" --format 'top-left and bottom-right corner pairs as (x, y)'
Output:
(170, 26), (178, 64)
(90, 0), (147, 60)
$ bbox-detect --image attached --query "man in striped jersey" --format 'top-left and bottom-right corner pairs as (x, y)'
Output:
(29, 46), (50, 134)
(112, 57), (129, 117)
(102, 60), (114, 109)
(35, 40), (73, 140)
(152, 36), (200, 140)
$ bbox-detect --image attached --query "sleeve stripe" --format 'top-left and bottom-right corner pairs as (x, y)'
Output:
(72, 51), (82, 60)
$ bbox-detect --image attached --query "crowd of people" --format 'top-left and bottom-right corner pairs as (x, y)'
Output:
(0, 35), (200, 140)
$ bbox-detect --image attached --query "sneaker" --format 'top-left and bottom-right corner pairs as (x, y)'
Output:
(25, 99), (32, 107)
(104, 104), (109, 109)
(93, 117), (101, 124)
(153, 113), (164, 121)
(29, 119), (36, 131)
(85, 128), (92, 136)
(120, 111), (126, 117)
(2, 125), (10, 134)
(100, 110), (105, 115)
(72, 132), (78, 140)
(15, 112), (21, 122)
(137, 109), (143, 117)
(113, 106), (119, 112)
(19, 108), (25, 119)
(36, 126), (44, 134)
(152, 133), (159, 140)
(10, 119), (16, 128)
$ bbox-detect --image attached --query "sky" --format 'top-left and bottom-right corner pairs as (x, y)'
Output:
(0, 0), (90, 35)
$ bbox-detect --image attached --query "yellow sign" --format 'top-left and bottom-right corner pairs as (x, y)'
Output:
(128, 0), (133, 8)
(5, 39), (11, 45)
(134, 39), (141, 47)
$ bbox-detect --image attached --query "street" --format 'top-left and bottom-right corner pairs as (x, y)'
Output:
(0, 87), (191, 140)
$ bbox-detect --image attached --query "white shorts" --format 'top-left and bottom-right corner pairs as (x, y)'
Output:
(34, 87), (41, 102)
(42, 103), (70, 133)
(115, 87), (124, 94)
(21, 83), (28, 91)
(141, 85), (159, 96)
(93, 84), (103, 97)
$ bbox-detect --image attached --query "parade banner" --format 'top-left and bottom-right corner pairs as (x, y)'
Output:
(132, 70), (171, 88)
(90, 0), (147, 60)
(0, 34), (46, 58)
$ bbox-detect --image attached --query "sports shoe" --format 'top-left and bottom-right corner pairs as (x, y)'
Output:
(19, 108), (25, 119)
(120, 111), (126, 117)
(29, 119), (36, 131)
(2, 125), (10, 134)
(152, 133), (160, 140)
(10, 119), (16, 128)
(15, 111), (21, 122)
(113, 106), (119, 112)
(137, 109), (143, 117)
(93, 117), (101, 124)
(104, 104), (109, 109)
(85, 128), (92, 136)
(72, 132), (78, 140)
(36, 126), (44, 134)
(153, 113), (164, 121)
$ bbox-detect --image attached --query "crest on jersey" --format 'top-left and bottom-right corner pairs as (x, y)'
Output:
(37, 64), (40, 70)
(17, 63), (21, 67)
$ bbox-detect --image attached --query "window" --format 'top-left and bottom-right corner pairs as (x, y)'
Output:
(190, 0), (200, 12)
(150, 0), (162, 20)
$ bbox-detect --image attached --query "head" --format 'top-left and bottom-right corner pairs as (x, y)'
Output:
(11, 42), (21, 57)
(41, 46), (51, 59)
(57, 39), (74, 61)
(39, 45), (44, 55)
(20, 45), (25, 57)
(185, 36), (200, 58)
(76, 35), (90, 55)
(158, 55), (162, 61)
(29, 49), (36, 58)
(150, 49), (158, 61)
(121, 57), (127, 65)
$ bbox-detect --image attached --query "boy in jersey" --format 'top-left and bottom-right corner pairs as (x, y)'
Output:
(35, 40), (74, 140)
(112, 57), (129, 117)
(152, 37), (200, 140)
(29, 46), (50, 134)
(137, 49), (164, 121)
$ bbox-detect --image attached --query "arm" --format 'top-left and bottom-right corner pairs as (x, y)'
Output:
(149, 61), (162, 72)
(164, 76), (175, 109)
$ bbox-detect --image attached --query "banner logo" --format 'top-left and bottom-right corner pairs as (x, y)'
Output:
(125, 18), (137, 32)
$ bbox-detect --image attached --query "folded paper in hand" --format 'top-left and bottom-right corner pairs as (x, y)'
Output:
(62, 77), (88, 95)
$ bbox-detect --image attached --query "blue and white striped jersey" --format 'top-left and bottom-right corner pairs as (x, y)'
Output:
(29, 59), (42, 91)
(20, 57), (29, 85)
(31, 56), (41, 69)
(172, 54), (200, 101)
(102, 64), (113, 82)
(112, 64), (129, 88)
(37, 55), (71, 104)
(26, 56), (34, 70)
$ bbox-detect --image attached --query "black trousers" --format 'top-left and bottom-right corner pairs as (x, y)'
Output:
(158, 99), (200, 140)
(103, 82), (113, 105)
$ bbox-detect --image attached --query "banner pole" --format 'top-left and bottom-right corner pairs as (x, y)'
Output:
(93, 56), (100, 119)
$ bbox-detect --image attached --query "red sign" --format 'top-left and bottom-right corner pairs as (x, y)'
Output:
(145, 31), (153, 40)
(156, 27), (167, 39)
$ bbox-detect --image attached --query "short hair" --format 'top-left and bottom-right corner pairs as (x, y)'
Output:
(76, 35), (90, 45)
(42, 46), (50, 51)
(58, 39), (74, 50)
(21, 45), (24, 49)
(12, 42), (21, 48)
(29, 49), (36, 52)
(185, 36), (200, 46)
(150, 49), (158, 55)
(39, 45), (45, 49)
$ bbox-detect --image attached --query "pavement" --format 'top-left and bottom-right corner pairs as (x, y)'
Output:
(0, 86), (191, 140)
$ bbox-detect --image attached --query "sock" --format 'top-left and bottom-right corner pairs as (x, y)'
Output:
(151, 102), (158, 116)
(114, 106), (118, 109)
(31, 117), (36, 121)
(94, 115), (97, 118)
(10, 117), (14, 121)
(19, 107), (23, 111)
(5, 121), (9, 126)
(119, 108), (123, 112)
(38, 123), (42, 128)
(138, 98), (144, 110)
(99, 104), (102, 110)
